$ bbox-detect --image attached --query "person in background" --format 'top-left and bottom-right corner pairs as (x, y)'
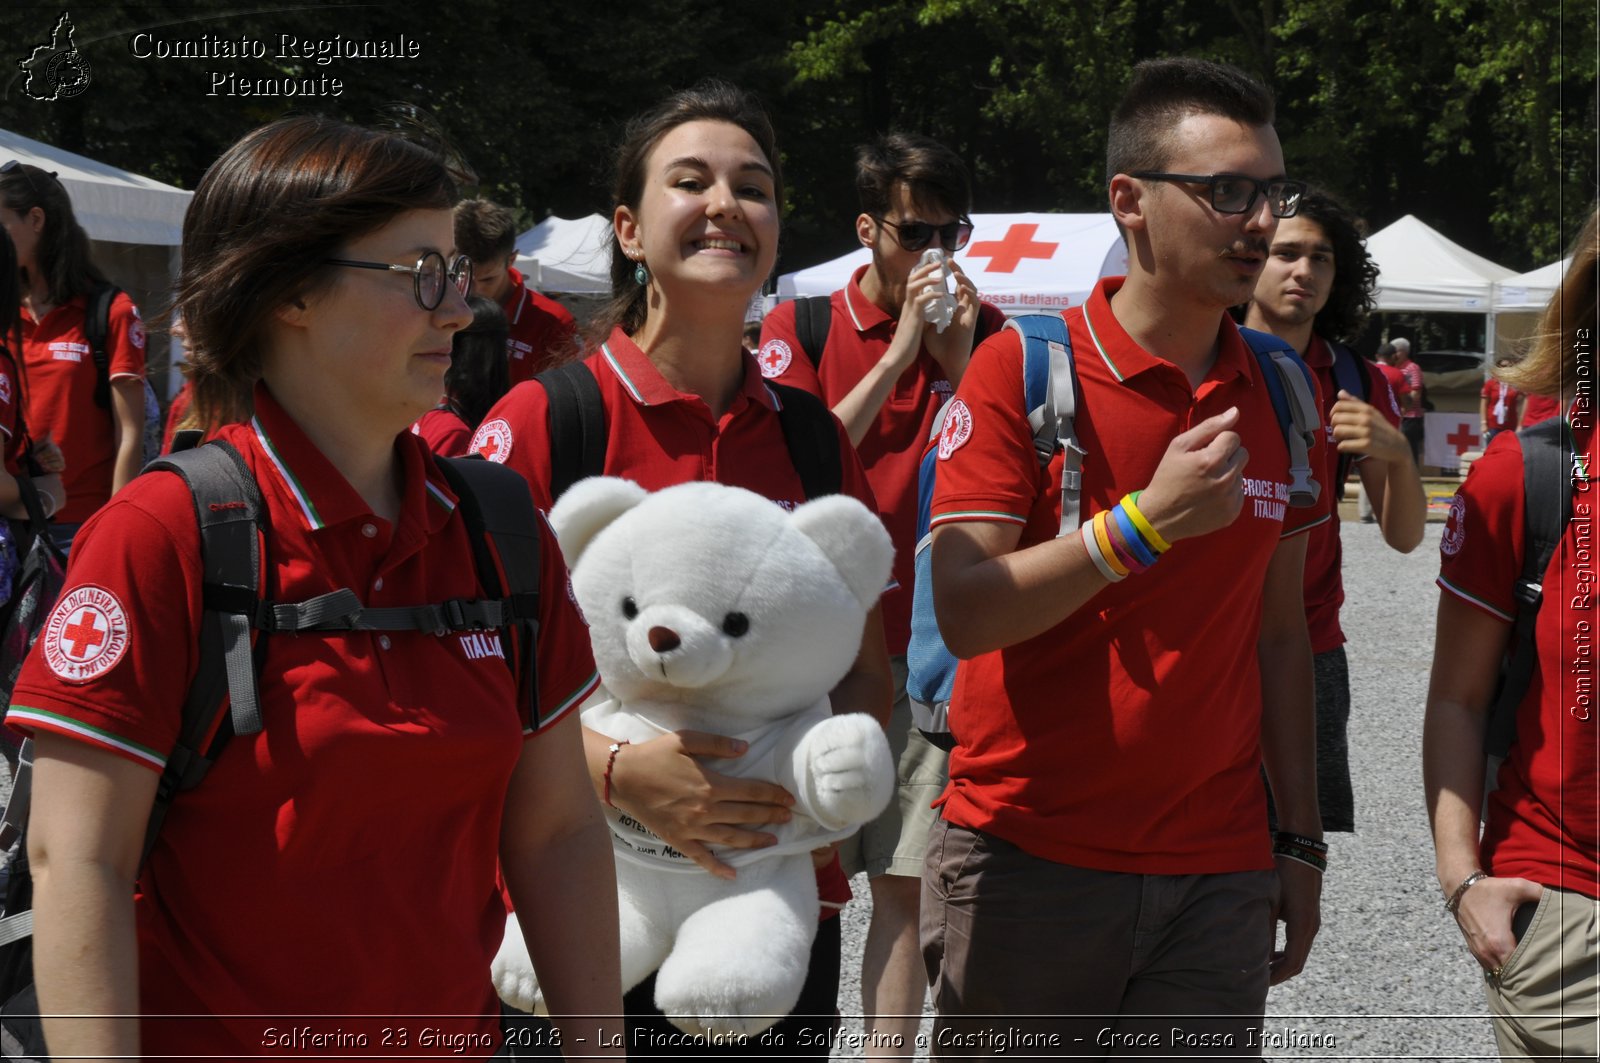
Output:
(0, 162), (147, 551)
(1389, 336), (1426, 465)
(758, 130), (1003, 1057)
(473, 79), (893, 1058)
(413, 294), (511, 457)
(454, 198), (578, 384)
(1479, 364), (1524, 445)
(1423, 206), (1597, 1060)
(1243, 188), (1425, 834)
(9, 114), (621, 1060)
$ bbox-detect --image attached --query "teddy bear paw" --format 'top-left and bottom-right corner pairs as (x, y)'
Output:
(807, 715), (895, 826)
(491, 919), (548, 1015)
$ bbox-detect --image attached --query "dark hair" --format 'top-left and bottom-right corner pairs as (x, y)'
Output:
(1285, 189), (1379, 342)
(454, 198), (518, 265)
(594, 79), (782, 340)
(855, 133), (972, 221)
(0, 227), (19, 356)
(1107, 58), (1275, 183)
(444, 295), (510, 430)
(175, 114), (463, 399)
(1499, 206), (1598, 399)
(1374, 341), (1396, 364)
(0, 161), (108, 304)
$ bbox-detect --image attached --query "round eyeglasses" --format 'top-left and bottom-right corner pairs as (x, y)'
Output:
(1131, 172), (1306, 219)
(873, 215), (975, 253)
(323, 251), (473, 310)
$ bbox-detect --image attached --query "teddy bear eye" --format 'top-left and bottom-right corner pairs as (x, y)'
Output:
(622, 597), (638, 619)
(721, 612), (750, 637)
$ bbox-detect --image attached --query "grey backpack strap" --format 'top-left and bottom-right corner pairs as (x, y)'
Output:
(1262, 347), (1323, 508)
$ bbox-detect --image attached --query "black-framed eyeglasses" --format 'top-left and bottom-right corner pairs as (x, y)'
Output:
(1131, 172), (1306, 218)
(873, 215), (975, 253)
(323, 251), (473, 310)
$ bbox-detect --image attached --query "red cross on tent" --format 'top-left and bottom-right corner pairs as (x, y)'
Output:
(966, 223), (1059, 273)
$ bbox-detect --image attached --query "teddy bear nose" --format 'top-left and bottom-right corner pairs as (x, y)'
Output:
(647, 626), (681, 653)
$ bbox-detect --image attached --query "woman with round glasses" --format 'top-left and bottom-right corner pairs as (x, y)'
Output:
(472, 80), (892, 1056)
(6, 114), (621, 1059)
(0, 160), (150, 551)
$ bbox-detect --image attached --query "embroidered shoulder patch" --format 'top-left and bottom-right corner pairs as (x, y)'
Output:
(938, 400), (973, 460)
(471, 418), (513, 464)
(1441, 494), (1467, 557)
(758, 339), (793, 379)
(44, 585), (131, 683)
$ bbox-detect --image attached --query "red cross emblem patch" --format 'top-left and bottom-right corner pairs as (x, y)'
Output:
(758, 339), (793, 379)
(44, 585), (131, 683)
(938, 400), (973, 460)
(471, 418), (513, 464)
(1441, 495), (1467, 557)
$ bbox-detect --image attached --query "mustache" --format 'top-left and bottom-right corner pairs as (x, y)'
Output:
(1221, 238), (1270, 258)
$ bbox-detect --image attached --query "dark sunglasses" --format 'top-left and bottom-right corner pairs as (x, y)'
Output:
(873, 215), (974, 253)
(323, 252), (473, 311)
(1131, 172), (1306, 219)
(1, 160), (59, 201)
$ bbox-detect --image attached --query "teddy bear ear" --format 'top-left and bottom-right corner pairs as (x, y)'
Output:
(789, 495), (894, 609)
(547, 477), (649, 566)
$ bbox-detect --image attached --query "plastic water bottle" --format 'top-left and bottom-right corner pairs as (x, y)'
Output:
(919, 248), (957, 333)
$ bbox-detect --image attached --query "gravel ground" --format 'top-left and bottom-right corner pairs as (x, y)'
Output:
(832, 521), (1505, 1060)
(0, 522), (1505, 1059)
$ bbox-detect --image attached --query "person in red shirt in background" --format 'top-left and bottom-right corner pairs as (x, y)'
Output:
(759, 132), (1002, 1057)
(1480, 369), (1524, 445)
(1520, 390), (1563, 428)
(924, 58), (1327, 1051)
(0, 228), (65, 523)
(412, 295), (510, 457)
(0, 162), (147, 552)
(1243, 189), (1425, 836)
(1389, 336), (1426, 465)
(1424, 207), (1597, 1060)
(454, 198), (577, 385)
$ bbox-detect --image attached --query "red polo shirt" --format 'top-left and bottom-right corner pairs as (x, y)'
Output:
(1522, 392), (1563, 428)
(0, 345), (26, 474)
(1481, 378), (1522, 434)
(503, 266), (578, 386)
(19, 290), (147, 524)
(412, 405), (473, 457)
(1437, 421), (1598, 898)
(930, 277), (1330, 874)
(759, 266), (1006, 652)
(471, 326), (879, 914)
(6, 386), (598, 1057)
(1302, 336), (1401, 652)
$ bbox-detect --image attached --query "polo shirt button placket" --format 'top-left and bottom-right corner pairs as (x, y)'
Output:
(378, 635), (392, 651)
(361, 523), (378, 539)
(374, 577), (384, 593)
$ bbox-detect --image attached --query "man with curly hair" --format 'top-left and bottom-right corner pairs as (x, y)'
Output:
(1245, 189), (1426, 832)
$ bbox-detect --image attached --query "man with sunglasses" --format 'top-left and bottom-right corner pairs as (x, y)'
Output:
(758, 131), (1004, 1056)
(454, 199), (576, 386)
(922, 58), (1329, 1055)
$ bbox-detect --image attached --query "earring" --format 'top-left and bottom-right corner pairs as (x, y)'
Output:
(634, 261), (649, 286)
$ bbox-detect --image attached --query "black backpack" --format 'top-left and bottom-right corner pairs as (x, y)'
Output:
(0, 441), (543, 1058)
(1326, 341), (1371, 500)
(535, 360), (842, 502)
(1482, 415), (1575, 805)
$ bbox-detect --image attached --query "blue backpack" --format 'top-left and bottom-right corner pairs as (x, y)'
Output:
(905, 313), (1323, 750)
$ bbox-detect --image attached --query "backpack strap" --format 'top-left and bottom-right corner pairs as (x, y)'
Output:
(140, 440), (266, 863)
(1004, 314), (1083, 536)
(1484, 417), (1573, 758)
(1239, 327), (1322, 508)
(793, 295), (833, 370)
(435, 455), (544, 725)
(85, 283), (120, 411)
(768, 382), (842, 500)
(1327, 341), (1369, 500)
(536, 361), (607, 502)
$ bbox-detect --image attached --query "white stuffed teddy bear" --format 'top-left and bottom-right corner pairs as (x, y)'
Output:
(493, 477), (895, 1039)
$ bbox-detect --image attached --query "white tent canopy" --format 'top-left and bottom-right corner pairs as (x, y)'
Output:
(778, 213), (1127, 314)
(514, 214), (612, 295)
(1366, 214), (1516, 312)
(1494, 257), (1570, 312)
(0, 125), (190, 246)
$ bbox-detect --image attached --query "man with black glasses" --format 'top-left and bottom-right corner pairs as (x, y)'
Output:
(922, 58), (1328, 1055)
(759, 132), (1003, 1057)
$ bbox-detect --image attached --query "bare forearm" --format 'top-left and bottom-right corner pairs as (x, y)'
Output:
(112, 436), (142, 494)
(1370, 457), (1426, 552)
(1424, 697), (1489, 891)
(32, 860), (141, 1060)
(831, 340), (917, 447)
(1258, 631), (1320, 836)
(503, 816), (622, 1055)
(934, 530), (1108, 658)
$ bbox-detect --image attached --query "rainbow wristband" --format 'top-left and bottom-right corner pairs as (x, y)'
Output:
(1091, 512), (1132, 578)
(1121, 493), (1172, 554)
(1111, 505), (1159, 569)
